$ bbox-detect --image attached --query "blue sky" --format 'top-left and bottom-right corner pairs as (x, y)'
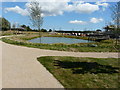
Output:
(1, 1), (117, 31)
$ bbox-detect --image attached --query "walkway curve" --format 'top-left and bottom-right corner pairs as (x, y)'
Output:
(0, 37), (119, 88)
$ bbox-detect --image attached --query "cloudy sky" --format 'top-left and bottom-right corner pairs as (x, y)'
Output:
(1, 0), (118, 31)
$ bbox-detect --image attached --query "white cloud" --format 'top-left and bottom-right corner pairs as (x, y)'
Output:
(4, 0), (109, 16)
(26, 1), (100, 16)
(90, 17), (103, 23)
(73, 3), (99, 13)
(69, 18), (104, 25)
(2, 0), (29, 2)
(69, 20), (87, 24)
(96, 1), (109, 11)
(1, 0), (117, 2)
(26, 0), (72, 16)
(5, 6), (28, 16)
(96, 1), (109, 7)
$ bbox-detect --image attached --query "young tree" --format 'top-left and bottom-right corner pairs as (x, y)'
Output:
(41, 28), (47, 32)
(27, 1), (43, 43)
(0, 17), (10, 31)
(111, 1), (120, 46)
(21, 25), (32, 31)
(12, 23), (16, 29)
(21, 25), (26, 29)
(49, 29), (52, 32)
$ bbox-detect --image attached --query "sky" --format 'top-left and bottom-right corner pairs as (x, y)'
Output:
(0, 0), (119, 31)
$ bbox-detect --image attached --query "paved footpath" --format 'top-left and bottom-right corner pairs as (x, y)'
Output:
(0, 39), (119, 88)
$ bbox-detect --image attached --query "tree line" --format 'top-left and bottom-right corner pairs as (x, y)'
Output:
(0, 17), (52, 32)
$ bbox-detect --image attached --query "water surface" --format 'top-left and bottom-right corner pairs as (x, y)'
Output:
(28, 37), (92, 44)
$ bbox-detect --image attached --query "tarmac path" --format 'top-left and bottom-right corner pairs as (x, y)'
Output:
(0, 36), (119, 88)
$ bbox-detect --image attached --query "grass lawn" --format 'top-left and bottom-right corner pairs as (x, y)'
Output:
(37, 56), (120, 88)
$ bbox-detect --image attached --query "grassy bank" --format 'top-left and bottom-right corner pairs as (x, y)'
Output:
(37, 56), (120, 88)
(2, 35), (119, 52)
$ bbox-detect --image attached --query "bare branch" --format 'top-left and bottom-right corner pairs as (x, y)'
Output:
(27, 1), (43, 30)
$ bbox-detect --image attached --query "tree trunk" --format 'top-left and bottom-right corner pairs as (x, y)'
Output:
(115, 36), (117, 46)
(38, 27), (41, 43)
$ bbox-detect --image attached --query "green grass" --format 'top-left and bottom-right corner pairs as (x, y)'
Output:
(37, 56), (120, 88)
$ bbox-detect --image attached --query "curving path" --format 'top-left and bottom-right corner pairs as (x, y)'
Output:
(0, 37), (119, 88)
